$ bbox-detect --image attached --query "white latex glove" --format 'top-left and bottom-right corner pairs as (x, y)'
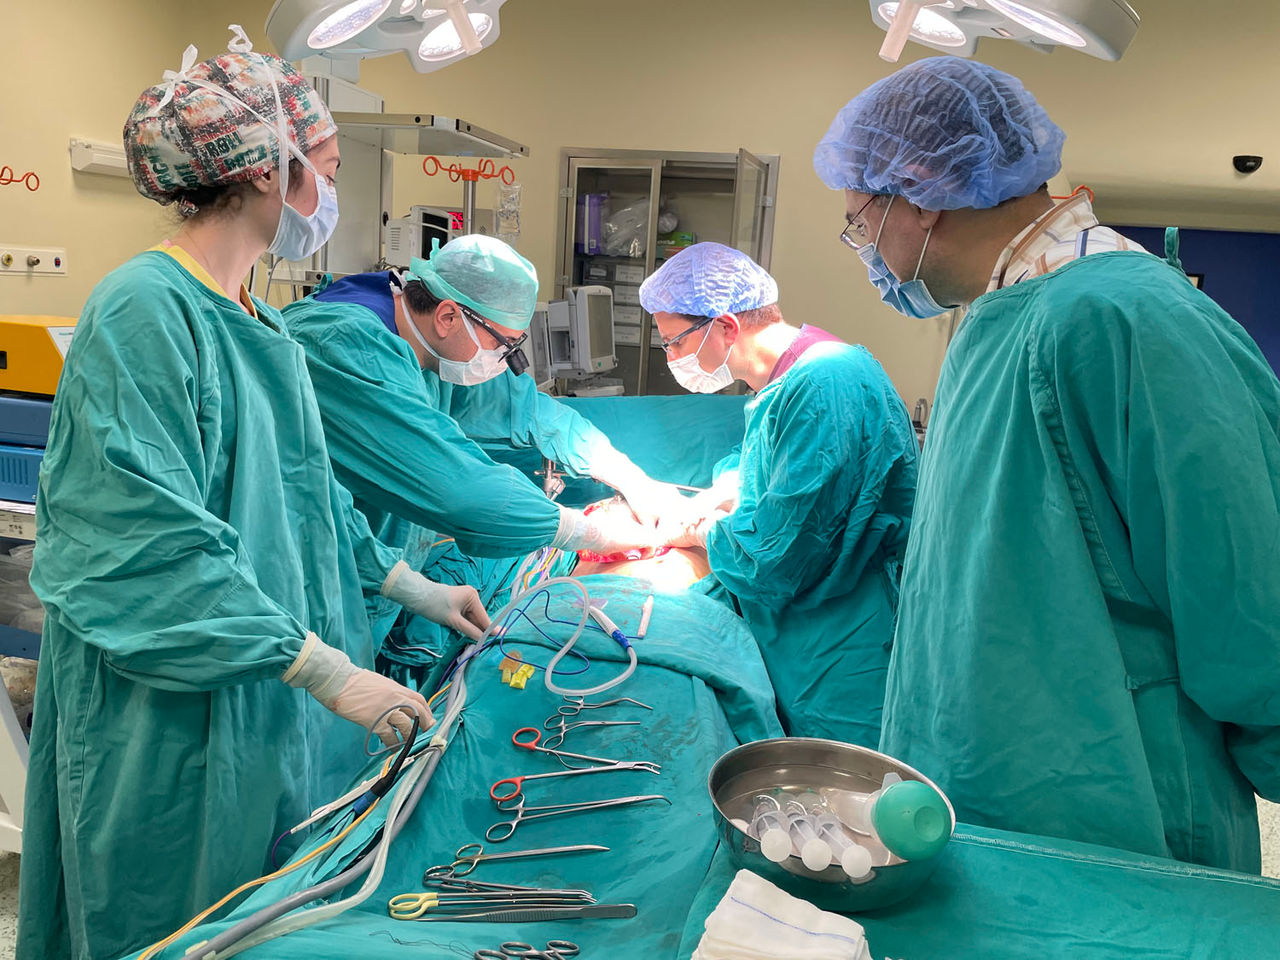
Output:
(381, 562), (490, 641)
(616, 478), (693, 527)
(661, 507), (730, 550)
(552, 505), (666, 555)
(283, 633), (432, 747)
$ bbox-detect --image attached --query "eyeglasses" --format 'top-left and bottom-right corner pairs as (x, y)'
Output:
(839, 194), (882, 252)
(658, 316), (714, 354)
(460, 304), (530, 376)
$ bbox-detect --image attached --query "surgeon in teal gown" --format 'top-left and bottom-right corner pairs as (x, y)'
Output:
(17, 41), (475, 960)
(282, 236), (680, 683)
(816, 56), (1280, 871)
(640, 243), (917, 746)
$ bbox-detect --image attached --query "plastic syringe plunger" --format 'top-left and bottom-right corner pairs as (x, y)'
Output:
(749, 796), (792, 863)
(784, 801), (833, 872)
(816, 814), (874, 880)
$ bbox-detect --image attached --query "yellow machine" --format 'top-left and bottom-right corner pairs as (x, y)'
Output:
(0, 315), (77, 397)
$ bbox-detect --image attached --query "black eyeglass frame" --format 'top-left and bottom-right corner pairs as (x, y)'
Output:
(459, 304), (530, 376)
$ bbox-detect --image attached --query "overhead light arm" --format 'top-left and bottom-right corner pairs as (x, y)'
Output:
(880, 1), (928, 61)
(444, 0), (483, 54)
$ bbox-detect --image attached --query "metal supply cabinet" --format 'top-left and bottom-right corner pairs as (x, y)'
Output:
(555, 148), (778, 395)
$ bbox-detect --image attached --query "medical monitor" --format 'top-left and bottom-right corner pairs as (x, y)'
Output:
(544, 285), (616, 379)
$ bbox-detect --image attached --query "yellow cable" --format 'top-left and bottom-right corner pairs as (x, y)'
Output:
(429, 537), (455, 549)
(427, 682), (452, 710)
(137, 762), (393, 960)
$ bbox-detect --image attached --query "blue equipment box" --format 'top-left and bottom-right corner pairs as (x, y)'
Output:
(0, 444), (41, 503)
(0, 394), (52, 447)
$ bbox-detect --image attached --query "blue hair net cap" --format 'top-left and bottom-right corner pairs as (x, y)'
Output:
(638, 242), (778, 317)
(813, 56), (1065, 210)
(406, 235), (538, 330)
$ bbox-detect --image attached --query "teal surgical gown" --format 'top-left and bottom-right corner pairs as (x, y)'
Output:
(281, 280), (619, 664)
(700, 341), (917, 746)
(882, 250), (1280, 872)
(17, 251), (393, 960)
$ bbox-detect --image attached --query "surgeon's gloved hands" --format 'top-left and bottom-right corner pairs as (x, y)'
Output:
(329, 670), (434, 747)
(381, 562), (490, 641)
(283, 633), (432, 747)
(552, 505), (665, 555)
(661, 507), (731, 550)
(616, 478), (693, 527)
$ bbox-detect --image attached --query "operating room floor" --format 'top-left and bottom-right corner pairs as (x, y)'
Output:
(0, 805), (1274, 955)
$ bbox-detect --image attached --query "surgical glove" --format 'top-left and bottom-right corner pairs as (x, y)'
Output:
(616, 478), (692, 527)
(589, 448), (682, 526)
(283, 633), (432, 747)
(381, 561), (490, 641)
(552, 505), (665, 555)
(662, 507), (730, 549)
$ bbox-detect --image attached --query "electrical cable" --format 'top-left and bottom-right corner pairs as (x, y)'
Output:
(176, 579), (596, 957)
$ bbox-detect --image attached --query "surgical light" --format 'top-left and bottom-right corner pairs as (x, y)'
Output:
(307, 0), (393, 49)
(267, 0), (507, 75)
(984, 0), (1087, 45)
(877, 2), (969, 47)
(419, 13), (492, 60)
(868, 0), (1139, 62)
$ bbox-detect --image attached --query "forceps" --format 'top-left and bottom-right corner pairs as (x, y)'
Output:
(390, 891), (593, 920)
(539, 717), (640, 751)
(486, 793), (670, 842)
(422, 842), (607, 883)
(490, 760), (660, 802)
(553, 695), (652, 719)
(474, 942), (580, 960)
(512, 727), (661, 773)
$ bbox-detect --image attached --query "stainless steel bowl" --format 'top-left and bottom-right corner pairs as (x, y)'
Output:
(707, 737), (955, 912)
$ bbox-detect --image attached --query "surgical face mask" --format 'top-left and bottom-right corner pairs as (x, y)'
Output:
(860, 196), (953, 319)
(267, 163), (339, 261)
(399, 295), (508, 385)
(667, 321), (735, 394)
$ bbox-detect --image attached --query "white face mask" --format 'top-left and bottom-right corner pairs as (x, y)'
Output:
(268, 163), (339, 261)
(399, 295), (508, 385)
(667, 322), (735, 393)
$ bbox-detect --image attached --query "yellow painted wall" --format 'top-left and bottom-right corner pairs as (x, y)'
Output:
(3, 0), (1279, 405)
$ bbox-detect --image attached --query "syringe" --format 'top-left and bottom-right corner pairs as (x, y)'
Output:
(815, 813), (874, 879)
(783, 800), (834, 871)
(748, 795), (793, 863)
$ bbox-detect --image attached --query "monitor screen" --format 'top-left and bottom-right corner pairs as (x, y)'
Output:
(585, 293), (614, 357)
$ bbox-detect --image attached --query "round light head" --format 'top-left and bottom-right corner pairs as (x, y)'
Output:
(877, 1), (969, 47)
(984, 0), (1088, 46)
(308, 0), (394, 48)
(418, 11), (493, 60)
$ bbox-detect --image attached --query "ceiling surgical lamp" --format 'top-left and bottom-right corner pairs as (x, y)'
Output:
(870, 0), (1139, 62)
(266, 0), (507, 74)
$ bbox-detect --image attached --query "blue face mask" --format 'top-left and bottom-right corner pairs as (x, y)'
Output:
(859, 196), (954, 319)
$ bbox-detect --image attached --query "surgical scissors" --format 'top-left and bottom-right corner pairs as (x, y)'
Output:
(512, 727), (662, 773)
(474, 942), (580, 960)
(486, 793), (670, 842)
(490, 760), (660, 802)
(553, 695), (652, 718)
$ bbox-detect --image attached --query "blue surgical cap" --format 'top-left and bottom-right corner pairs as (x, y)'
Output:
(407, 235), (538, 331)
(638, 242), (778, 317)
(813, 56), (1065, 211)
